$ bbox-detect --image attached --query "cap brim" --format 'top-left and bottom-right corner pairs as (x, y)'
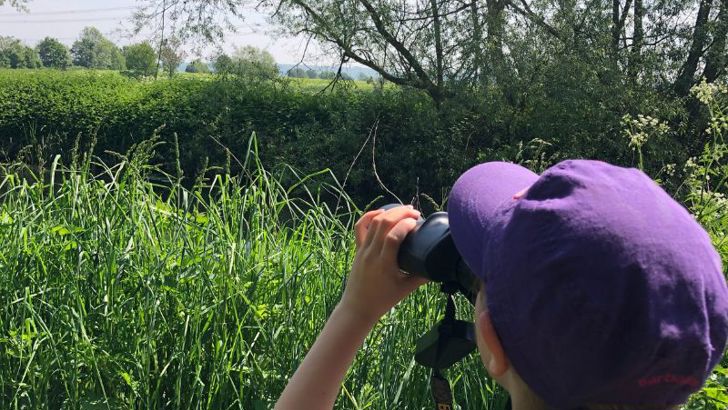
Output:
(447, 162), (539, 280)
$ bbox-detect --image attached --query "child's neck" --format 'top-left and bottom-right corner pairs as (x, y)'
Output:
(510, 394), (548, 410)
(506, 381), (548, 410)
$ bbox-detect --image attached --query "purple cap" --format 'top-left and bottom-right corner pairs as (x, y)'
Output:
(448, 160), (728, 408)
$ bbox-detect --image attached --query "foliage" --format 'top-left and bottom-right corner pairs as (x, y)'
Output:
(35, 37), (71, 69)
(0, 123), (724, 409)
(134, 0), (728, 105)
(0, 69), (690, 210)
(0, 37), (41, 69)
(123, 42), (157, 76)
(0, 0), (27, 9)
(214, 45), (278, 81)
(617, 80), (728, 409)
(71, 27), (125, 70)
(0, 134), (504, 409)
(159, 37), (185, 78)
(678, 81), (728, 410)
(287, 67), (306, 78)
(213, 53), (233, 74)
(185, 59), (210, 73)
(319, 70), (336, 80)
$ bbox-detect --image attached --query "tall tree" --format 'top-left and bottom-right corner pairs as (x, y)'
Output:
(213, 53), (233, 75)
(133, 0), (728, 104)
(159, 37), (185, 78)
(628, 0), (644, 79)
(0, 36), (41, 68)
(229, 45), (278, 80)
(71, 27), (125, 70)
(123, 42), (157, 75)
(36, 37), (71, 69)
(704, 0), (728, 83)
(674, 0), (713, 96)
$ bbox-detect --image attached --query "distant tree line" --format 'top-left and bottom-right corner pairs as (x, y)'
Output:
(210, 46), (278, 80)
(0, 26), (185, 78)
(0, 25), (284, 81)
(285, 67), (374, 81)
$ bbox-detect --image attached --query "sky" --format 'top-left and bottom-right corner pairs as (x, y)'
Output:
(0, 0), (339, 65)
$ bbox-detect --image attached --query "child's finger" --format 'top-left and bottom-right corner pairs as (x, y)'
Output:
(380, 217), (418, 261)
(367, 206), (420, 252)
(354, 209), (384, 248)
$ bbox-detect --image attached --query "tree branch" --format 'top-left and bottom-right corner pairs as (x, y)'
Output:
(505, 0), (562, 40)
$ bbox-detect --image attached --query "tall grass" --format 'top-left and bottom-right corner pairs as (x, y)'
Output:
(1, 80), (726, 409)
(0, 134), (504, 409)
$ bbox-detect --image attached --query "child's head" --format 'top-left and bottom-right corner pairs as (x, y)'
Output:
(447, 160), (728, 409)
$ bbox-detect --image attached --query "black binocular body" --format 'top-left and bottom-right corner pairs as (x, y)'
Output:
(380, 204), (478, 302)
(380, 204), (479, 370)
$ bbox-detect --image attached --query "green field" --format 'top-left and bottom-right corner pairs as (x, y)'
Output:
(0, 70), (726, 409)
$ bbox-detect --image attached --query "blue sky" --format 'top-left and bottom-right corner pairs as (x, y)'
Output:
(0, 0), (335, 64)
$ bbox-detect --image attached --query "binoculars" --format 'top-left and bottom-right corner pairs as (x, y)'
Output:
(380, 204), (478, 370)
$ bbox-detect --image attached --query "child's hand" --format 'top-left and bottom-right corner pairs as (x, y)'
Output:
(275, 205), (428, 409)
(339, 205), (429, 325)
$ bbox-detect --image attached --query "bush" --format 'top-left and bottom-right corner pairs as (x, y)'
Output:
(0, 69), (700, 211)
(679, 81), (728, 410)
(185, 59), (210, 73)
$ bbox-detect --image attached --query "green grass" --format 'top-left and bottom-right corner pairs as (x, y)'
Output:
(0, 135), (504, 409)
(0, 132), (724, 409)
(283, 77), (379, 92)
(0, 72), (725, 410)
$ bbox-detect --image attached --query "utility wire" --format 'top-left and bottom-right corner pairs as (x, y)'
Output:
(0, 6), (136, 16)
(0, 17), (128, 24)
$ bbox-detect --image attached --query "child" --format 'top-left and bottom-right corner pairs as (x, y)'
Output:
(275, 160), (728, 410)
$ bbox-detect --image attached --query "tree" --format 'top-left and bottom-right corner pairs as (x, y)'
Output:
(230, 45), (278, 80)
(36, 37), (71, 69)
(185, 58), (210, 73)
(0, 0), (28, 10)
(288, 67), (306, 78)
(213, 53), (233, 74)
(159, 37), (185, 78)
(123, 42), (157, 76)
(71, 27), (125, 70)
(318, 70), (336, 80)
(306, 69), (318, 78)
(135, 0), (728, 105)
(0, 36), (41, 68)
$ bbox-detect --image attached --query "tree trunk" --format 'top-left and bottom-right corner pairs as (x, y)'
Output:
(430, 0), (444, 88)
(704, 0), (728, 83)
(611, 0), (620, 59)
(470, 0), (486, 89)
(674, 0), (713, 96)
(486, 0), (507, 87)
(628, 0), (644, 79)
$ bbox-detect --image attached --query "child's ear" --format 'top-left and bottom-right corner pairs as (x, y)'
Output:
(476, 308), (510, 377)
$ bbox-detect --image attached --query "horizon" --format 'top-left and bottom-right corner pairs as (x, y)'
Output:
(0, 0), (361, 67)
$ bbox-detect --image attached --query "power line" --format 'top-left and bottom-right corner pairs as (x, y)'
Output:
(0, 16), (128, 24)
(0, 6), (136, 17)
